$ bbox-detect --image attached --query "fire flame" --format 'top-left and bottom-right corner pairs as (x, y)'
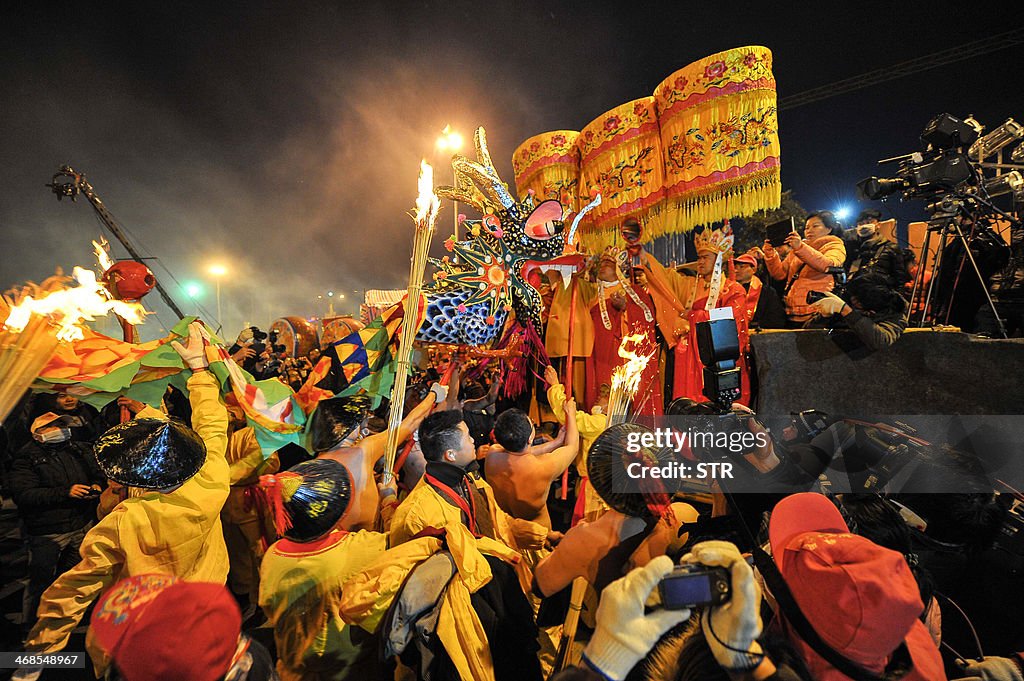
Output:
(2, 267), (147, 342)
(92, 238), (115, 273)
(415, 160), (440, 224)
(611, 333), (654, 396)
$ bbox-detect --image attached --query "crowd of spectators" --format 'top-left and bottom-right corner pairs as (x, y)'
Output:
(0, 209), (1020, 681)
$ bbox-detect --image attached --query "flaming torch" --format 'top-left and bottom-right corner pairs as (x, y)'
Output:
(0, 266), (147, 422)
(382, 161), (440, 483)
(606, 332), (655, 426)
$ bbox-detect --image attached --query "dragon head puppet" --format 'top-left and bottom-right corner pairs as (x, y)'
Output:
(423, 127), (596, 346)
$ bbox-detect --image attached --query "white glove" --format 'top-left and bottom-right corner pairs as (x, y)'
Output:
(171, 322), (210, 370)
(582, 555), (692, 681)
(684, 540), (764, 672)
(11, 669), (43, 681)
(429, 382), (448, 405)
(957, 657), (1024, 681)
(811, 291), (847, 317)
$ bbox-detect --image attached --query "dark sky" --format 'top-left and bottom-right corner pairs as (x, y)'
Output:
(2, 1), (1023, 340)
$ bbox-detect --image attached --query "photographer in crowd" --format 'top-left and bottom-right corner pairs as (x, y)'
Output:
(763, 211), (848, 327)
(807, 272), (909, 350)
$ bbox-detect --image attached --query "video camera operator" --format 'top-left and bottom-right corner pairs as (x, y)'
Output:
(806, 272), (908, 350)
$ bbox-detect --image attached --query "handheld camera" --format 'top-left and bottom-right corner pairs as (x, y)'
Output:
(659, 563), (731, 610)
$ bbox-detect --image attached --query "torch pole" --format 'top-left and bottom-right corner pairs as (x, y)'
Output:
(382, 163), (439, 483)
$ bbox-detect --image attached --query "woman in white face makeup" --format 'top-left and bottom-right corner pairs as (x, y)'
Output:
(762, 211), (848, 327)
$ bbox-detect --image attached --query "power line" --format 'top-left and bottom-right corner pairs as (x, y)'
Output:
(779, 27), (1024, 110)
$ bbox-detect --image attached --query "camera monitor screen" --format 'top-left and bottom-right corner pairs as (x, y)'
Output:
(660, 573), (712, 609)
(766, 217), (794, 247)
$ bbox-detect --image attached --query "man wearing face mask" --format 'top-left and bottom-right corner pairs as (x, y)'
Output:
(8, 412), (105, 631)
(846, 209), (909, 288)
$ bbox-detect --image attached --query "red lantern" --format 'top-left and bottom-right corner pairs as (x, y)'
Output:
(103, 260), (156, 301)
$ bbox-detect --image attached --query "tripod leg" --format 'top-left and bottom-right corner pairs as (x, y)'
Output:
(921, 230), (946, 327)
(906, 229), (932, 326)
(951, 223), (1009, 338)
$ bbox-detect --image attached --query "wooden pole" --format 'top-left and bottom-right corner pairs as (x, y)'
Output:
(560, 275), (579, 500)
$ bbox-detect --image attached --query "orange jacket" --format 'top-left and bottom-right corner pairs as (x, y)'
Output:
(765, 235), (846, 322)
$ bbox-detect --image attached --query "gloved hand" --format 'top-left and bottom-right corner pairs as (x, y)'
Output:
(956, 656), (1024, 681)
(811, 291), (848, 316)
(11, 668), (43, 681)
(171, 322), (211, 370)
(684, 540), (764, 672)
(429, 382), (449, 405)
(582, 555), (692, 681)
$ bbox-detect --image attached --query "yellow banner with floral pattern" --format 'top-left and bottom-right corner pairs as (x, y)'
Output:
(510, 45), (780, 253)
(654, 45), (780, 234)
(576, 97), (666, 253)
(512, 130), (581, 212)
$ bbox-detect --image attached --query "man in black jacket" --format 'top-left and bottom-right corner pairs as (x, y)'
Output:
(8, 412), (105, 630)
(845, 210), (909, 288)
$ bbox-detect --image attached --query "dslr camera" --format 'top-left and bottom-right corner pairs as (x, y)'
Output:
(659, 563), (731, 610)
(805, 266), (848, 305)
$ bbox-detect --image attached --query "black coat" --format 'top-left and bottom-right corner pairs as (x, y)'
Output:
(846, 235), (909, 288)
(8, 439), (105, 536)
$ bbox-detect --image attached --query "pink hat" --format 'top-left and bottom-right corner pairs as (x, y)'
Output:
(769, 494), (944, 680)
(768, 493), (848, 568)
(733, 254), (758, 267)
(91, 574), (241, 681)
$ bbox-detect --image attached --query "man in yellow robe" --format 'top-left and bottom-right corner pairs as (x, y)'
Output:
(389, 410), (558, 591)
(18, 322), (230, 678)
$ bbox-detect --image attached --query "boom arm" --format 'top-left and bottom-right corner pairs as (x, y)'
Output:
(47, 165), (186, 319)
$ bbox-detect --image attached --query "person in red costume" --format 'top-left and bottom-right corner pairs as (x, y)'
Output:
(584, 247), (663, 416)
(638, 225), (751, 405)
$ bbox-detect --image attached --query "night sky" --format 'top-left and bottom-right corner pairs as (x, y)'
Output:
(2, 1), (1023, 340)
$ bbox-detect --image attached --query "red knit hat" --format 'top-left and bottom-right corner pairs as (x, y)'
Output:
(91, 574), (242, 681)
(769, 494), (944, 681)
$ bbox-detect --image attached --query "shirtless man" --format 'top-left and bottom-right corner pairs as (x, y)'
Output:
(312, 387), (442, 531)
(484, 400), (579, 529)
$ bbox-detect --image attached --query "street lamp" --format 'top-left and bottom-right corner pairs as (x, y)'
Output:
(208, 264), (227, 332)
(436, 124), (463, 240)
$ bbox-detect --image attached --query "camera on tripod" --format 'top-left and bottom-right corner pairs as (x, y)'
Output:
(857, 113), (980, 201)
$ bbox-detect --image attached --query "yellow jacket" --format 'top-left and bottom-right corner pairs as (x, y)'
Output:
(25, 370), (230, 659)
(259, 529), (389, 681)
(222, 426), (279, 526)
(546, 383), (607, 475)
(641, 251), (696, 348)
(341, 522), (522, 681)
(544, 275), (595, 358)
(389, 472), (548, 592)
